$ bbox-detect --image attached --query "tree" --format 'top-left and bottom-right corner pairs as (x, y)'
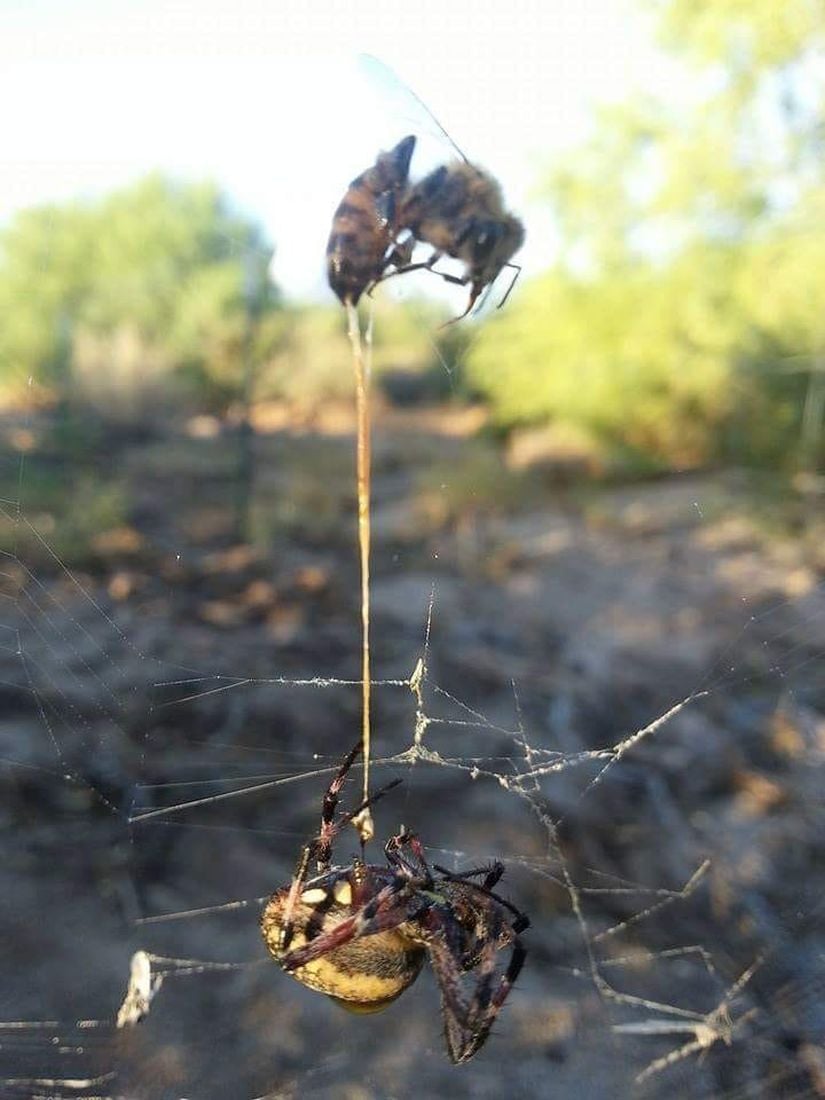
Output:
(465, 0), (825, 470)
(0, 175), (279, 416)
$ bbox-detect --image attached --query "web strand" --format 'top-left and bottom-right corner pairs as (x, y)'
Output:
(345, 300), (375, 843)
(3, 381), (825, 1096)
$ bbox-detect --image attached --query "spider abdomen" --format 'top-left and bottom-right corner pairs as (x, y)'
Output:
(261, 876), (425, 1011)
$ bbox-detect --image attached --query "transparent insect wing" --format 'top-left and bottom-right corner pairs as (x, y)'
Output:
(356, 54), (470, 178)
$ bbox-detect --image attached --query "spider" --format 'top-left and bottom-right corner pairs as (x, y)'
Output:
(260, 742), (529, 1064)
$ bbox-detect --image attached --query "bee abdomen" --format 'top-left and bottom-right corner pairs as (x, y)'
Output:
(325, 135), (416, 306)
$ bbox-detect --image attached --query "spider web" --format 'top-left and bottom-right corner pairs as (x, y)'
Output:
(1, 375), (824, 1100)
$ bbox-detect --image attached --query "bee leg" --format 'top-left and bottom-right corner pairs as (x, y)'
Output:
(410, 265), (475, 315)
(370, 250), (482, 325)
(363, 239), (416, 299)
(370, 249), (446, 294)
(434, 272), (470, 288)
(384, 236), (415, 271)
(438, 281), (479, 327)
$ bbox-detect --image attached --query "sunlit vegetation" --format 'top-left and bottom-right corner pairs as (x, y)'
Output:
(0, 175), (467, 430)
(0, 175), (278, 416)
(467, 0), (825, 472)
(0, 0), (822, 481)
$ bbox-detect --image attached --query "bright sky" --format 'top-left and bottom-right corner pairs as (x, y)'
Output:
(0, 0), (675, 304)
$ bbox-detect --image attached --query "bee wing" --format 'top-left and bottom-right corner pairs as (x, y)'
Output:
(358, 54), (471, 171)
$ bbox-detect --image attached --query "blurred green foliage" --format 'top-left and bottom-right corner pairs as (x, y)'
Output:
(261, 296), (467, 413)
(0, 175), (278, 418)
(1, 0), (822, 478)
(0, 175), (465, 423)
(466, 0), (825, 471)
(0, 461), (131, 566)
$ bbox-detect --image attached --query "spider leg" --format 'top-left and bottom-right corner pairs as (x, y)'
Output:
(433, 864), (530, 934)
(425, 908), (527, 1064)
(281, 877), (430, 971)
(466, 937), (526, 1061)
(425, 923), (481, 1063)
(385, 830), (433, 883)
(433, 861), (505, 890)
(316, 741), (361, 870)
(481, 864), (506, 891)
(277, 743), (401, 953)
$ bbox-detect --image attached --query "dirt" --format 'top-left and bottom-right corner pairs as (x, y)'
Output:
(1, 411), (824, 1099)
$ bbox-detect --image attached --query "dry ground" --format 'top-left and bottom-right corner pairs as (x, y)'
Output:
(1, 409), (824, 1099)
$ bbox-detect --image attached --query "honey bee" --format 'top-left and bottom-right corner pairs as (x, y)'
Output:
(356, 54), (525, 322)
(326, 134), (417, 306)
(396, 159), (525, 322)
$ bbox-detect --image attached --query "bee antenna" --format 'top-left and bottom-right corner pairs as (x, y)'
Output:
(497, 263), (521, 309)
(475, 280), (497, 314)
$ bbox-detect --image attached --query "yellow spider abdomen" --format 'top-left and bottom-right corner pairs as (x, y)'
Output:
(261, 887), (425, 1010)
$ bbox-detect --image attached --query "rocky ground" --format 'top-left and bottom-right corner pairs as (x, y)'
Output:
(1, 409), (824, 1099)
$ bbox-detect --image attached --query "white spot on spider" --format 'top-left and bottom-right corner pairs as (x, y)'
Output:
(300, 887), (328, 904)
(334, 880), (353, 906)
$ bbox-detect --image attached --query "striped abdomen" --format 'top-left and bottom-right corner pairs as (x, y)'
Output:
(327, 135), (416, 306)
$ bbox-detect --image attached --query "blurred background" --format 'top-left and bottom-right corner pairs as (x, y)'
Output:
(1, 2), (824, 1098)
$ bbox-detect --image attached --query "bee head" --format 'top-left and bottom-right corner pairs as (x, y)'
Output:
(467, 216), (525, 283)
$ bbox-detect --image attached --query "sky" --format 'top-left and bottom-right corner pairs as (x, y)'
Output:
(0, 0), (677, 305)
